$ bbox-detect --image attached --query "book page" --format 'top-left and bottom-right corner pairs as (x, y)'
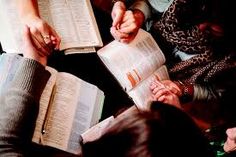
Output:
(40, 72), (104, 154)
(64, 47), (96, 55)
(0, 1), (23, 54)
(81, 106), (137, 143)
(66, 77), (104, 154)
(0, 54), (22, 93)
(81, 116), (114, 143)
(38, 0), (103, 50)
(32, 67), (58, 143)
(128, 65), (169, 110)
(90, 88), (105, 127)
(98, 29), (165, 92)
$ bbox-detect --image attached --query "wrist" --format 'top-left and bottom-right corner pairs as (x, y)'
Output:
(24, 55), (47, 67)
(132, 9), (145, 27)
(175, 80), (194, 103)
(21, 14), (41, 24)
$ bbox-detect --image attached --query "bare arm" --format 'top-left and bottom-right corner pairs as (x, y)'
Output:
(16, 0), (40, 19)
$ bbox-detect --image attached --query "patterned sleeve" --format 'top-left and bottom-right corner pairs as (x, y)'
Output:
(154, 0), (209, 53)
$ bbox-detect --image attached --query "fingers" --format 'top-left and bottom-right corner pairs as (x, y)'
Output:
(23, 25), (34, 49)
(112, 1), (126, 27)
(110, 27), (129, 41)
(153, 88), (170, 99)
(23, 25), (47, 65)
(150, 80), (165, 90)
(119, 11), (139, 34)
(159, 80), (182, 96)
(152, 87), (181, 108)
(112, 11), (125, 28)
(120, 35), (135, 43)
(110, 31), (135, 44)
(30, 26), (52, 54)
(150, 79), (181, 108)
(31, 19), (53, 47)
(39, 29), (57, 51)
(28, 18), (60, 51)
(224, 134), (236, 153)
(226, 128), (236, 140)
(111, 2), (140, 43)
(50, 28), (61, 50)
(23, 25), (44, 57)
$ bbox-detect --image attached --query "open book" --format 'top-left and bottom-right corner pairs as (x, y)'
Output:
(97, 29), (169, 110)
(0, 53), (105, 154)
(0, 0), (103, 54)
(81, 105), (138, 143)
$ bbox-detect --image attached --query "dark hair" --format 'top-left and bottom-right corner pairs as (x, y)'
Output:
(82, 102), (214, 157)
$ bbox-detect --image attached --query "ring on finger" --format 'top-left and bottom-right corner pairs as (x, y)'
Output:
(42, 35), (52, 45)
(43, 35), (50, 39)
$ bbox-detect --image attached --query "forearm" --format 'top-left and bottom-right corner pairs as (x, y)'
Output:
(0, 57), (50, 156)
(16, 0), (40, 19)
(174, 81), (219, 103)
(193, 84), (219, 102)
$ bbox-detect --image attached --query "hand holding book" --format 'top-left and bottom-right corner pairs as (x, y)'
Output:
(23, 25), (51, 66)
(16, 0), (61, 51)
(150, 79), (181, 109)
(98, 29), (169, 110)
(0, 0), (102, 54)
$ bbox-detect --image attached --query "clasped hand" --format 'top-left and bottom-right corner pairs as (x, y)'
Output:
(22, 15), (61, 56)
(150, 79), (182, 109)
(111, 1), (145, 43)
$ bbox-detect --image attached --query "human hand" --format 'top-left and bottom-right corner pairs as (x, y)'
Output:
(111, 1), (126, 28)
(22, 15), (61, 53)
(118, 10), (145, 43)
(110, 1), (128, 42)
(224, 127), (236, 152)
(111, 9), (145, 43)
(23, 25), (51, 66)
(159, 80), (182, 96)
(150, 79), (181, 109)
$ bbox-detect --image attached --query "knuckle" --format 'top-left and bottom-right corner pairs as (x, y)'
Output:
(37, 20), (47, 30)
(126, 10), (133, 14)
(57, 38), (61, 43)
(30, 27), (38, 34)
(130, 23), (137, 30)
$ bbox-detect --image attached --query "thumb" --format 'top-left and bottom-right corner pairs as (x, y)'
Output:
(23, 25), (33, 47)
(112, 11), (124, 27)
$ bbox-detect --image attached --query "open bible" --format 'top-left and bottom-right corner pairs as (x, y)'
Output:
(97, 29), (169, 110)
(0, 54), (105, 154)
(0, 0), (103, 54)
(81, 105), (138, 143)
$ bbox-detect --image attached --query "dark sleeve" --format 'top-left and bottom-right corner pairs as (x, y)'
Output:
(0, 58), (50, 156)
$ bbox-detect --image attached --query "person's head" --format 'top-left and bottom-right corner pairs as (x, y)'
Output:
(82, 102), (214, 157)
